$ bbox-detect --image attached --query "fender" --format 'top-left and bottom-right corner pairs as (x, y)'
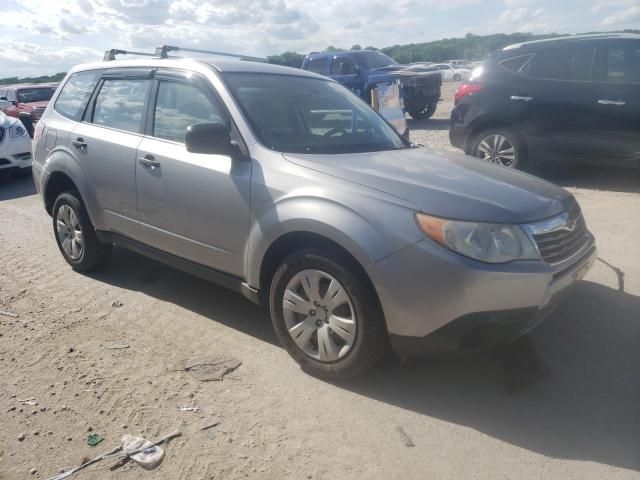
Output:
(244, 194), (422, 290)
(42, 146), (105, 228)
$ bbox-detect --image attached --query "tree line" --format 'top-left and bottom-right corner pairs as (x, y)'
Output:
(0, 72), (66, 86)
(266, 30), (640, 67)
(3, 30), (638, 83)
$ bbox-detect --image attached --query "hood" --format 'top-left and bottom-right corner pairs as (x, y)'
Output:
(283, 147), (574, 224)
(369, 64), (441, 78)
(0, 111), (18, 129)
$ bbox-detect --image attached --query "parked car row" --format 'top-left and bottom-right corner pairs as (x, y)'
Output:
(32, 47), (596, 378)
(0, 82), (57, 138)
(450, 33), (640, 170)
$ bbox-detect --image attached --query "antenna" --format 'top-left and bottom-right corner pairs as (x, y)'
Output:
(155, 45), (265, 62)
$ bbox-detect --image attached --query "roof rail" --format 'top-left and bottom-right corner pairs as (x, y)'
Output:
(103, 48), (157, 61)
(154, 45), (265, 62)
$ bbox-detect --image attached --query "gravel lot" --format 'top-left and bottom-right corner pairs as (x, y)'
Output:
(1, 81), (639, 479)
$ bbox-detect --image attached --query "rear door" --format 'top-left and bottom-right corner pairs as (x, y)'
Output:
(134, 70), (251, 276)
(513, 43), (599, 160)
(71, 68), (153, 235)
(589, 39), (640, 164)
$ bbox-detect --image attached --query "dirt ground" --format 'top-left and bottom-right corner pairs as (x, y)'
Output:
(1, 82), (639, 480)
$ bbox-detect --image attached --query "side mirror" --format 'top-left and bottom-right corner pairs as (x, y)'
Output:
(185, 122), (231, 155)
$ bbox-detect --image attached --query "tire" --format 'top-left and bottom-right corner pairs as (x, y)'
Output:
(471, 127), (527, 170)
(52, 191), (112, 272)
(453, 74), (462, 81)
(409, 102), (437, 120)
(269, 248), (388, 379)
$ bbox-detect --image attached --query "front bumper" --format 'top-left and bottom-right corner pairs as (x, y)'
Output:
(368, 235), (597, 355)
(0, 132), (32, 173)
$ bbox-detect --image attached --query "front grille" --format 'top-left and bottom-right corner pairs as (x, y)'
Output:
(0, 158), (10, 166)
(34, 107), (46, 121)
(13, 152), (32, 162)
(531, 207), (590, 264)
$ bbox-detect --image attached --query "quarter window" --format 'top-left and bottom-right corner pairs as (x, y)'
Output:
(92, 79), (151, 133)
(528, 46), (595, 81)
(500, 54), (534, 73)
(153, 81), (226, 143)
(54, 71), (100, 121)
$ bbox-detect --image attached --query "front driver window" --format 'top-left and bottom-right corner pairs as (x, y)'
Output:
(153, 81), (226, 143)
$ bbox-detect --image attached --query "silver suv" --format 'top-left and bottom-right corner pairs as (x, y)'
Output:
(32, 48), (597, 378)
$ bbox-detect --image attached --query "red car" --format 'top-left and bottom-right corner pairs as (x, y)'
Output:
(0, 83), (58, 137)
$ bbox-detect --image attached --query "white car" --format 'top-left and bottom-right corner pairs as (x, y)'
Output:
(431, 63), (472, 82)
(0, 106), (32, 176)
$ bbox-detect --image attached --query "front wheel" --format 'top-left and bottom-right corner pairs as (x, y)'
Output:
(453, 73), (462, 81)
(52, 191), (112, 272)
(269, 249), (388, 379)
(471, 128), (527, 170)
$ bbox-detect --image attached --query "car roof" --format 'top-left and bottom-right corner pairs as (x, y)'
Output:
(68, 57), (328, 80)
(504, 32), (640, 51)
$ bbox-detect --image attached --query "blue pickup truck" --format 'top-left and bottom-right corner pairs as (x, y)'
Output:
(301, 50), (442, 119)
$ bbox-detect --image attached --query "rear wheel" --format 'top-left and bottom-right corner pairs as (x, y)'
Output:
(52, 191), (112, 272)
(453, 73), (462, 81)
(471, 128), (527, 170)
(409, 103), (437, 120)
(269, 249), (388, 379)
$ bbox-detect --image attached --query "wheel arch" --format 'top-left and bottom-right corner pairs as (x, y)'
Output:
(464, 115), (527, 154)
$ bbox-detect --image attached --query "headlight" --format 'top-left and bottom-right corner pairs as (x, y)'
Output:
(416, 213), (539, 263)
(9, 123), (27, 138)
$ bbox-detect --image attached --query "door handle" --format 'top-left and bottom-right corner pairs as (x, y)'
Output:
(138, 154), (160, 170)
(597, 99), (626, 106)
(510, 95), (533, 102)
(71, 137), (87, 152)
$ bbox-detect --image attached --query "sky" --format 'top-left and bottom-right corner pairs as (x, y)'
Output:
(1, 0), (639, 78)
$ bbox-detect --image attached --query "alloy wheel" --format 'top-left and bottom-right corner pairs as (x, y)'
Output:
(56, 205), (84, 260)
(477, 134), (517, 168)
(282, 269), (357, 362)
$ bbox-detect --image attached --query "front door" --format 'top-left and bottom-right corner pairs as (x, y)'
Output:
(135, 72), (251, 276)
(330, 56), (364, 98)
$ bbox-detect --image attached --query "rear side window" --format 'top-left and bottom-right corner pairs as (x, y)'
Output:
(306, 57), (328, 74)
(601, 44), (640, 83)
(54, 71), (100, 121)
(92, 79), (151, 133)
(153, 81), (226, 143)
(528, 46), (595, 81)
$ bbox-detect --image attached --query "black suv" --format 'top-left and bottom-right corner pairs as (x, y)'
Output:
(449, 33), (640, 170)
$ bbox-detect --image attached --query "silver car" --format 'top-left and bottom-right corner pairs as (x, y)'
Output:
(32, 53), (596, 378)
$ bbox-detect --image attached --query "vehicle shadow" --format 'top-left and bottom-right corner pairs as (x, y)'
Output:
(0, 173), (37, 201)
(340, 281), (640, 471)
(90, 249), (639, 471)
(407, 117), (449, 131)
(89, 247), (278, 346)
(539, 163), (640, 194)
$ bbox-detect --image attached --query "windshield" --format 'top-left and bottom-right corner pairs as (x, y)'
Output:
(17, 87), (55, 103)
(223, 73), (405, 154)
(355, 51), (398, 70)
